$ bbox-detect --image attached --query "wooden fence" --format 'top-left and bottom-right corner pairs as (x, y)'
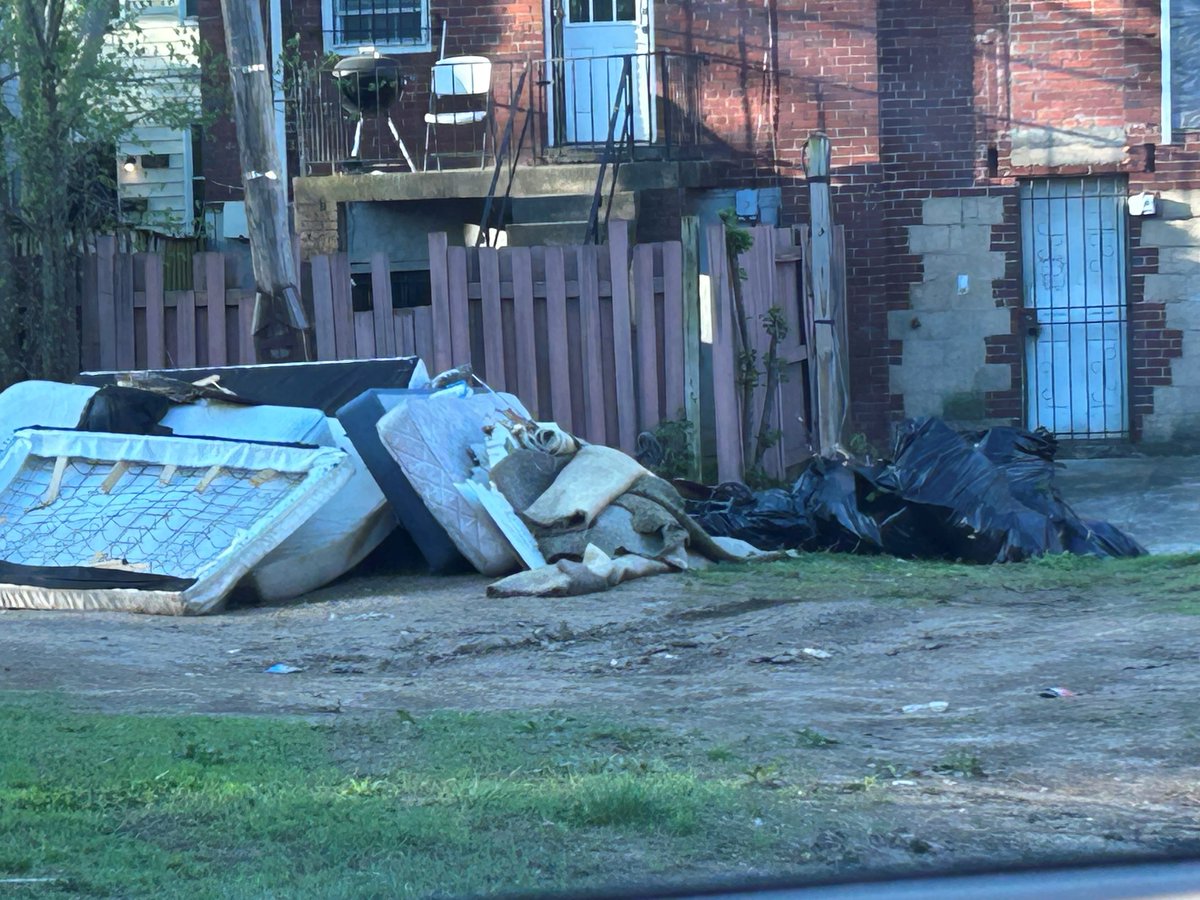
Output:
(706, 223), (814, 482)
(81, 219), (833, 480)
(422, 219), (698, 454)
(80, 236), (259, 372)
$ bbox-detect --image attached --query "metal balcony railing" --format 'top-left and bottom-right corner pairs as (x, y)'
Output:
(293, 50), (708, 175)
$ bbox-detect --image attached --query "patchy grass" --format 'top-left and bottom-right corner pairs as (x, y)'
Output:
(0, 698), (895, 898)
(688, 553), (1200, 609)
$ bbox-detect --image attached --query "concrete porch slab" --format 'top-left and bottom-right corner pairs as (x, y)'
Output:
(1057, 456), (1200, 555)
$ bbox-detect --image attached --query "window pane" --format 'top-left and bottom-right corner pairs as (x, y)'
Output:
(1172, 0), (1200, 130)
(336, 0), (423, 43)
(568, 0), (589, 22)
(593, 0), (613, 20)
(615, 0), (634, 20)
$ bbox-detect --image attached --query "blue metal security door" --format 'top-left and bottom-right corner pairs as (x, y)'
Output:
(1020, 177), (1129, 438)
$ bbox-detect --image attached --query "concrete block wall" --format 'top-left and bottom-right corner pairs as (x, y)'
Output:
(889, 196), (1012, 421)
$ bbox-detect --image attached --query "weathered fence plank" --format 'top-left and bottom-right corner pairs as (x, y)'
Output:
(204, 253), (227, 366)
(511, 247), (539, 416)
(310, 254), (336, 361)
(144, 253), (166, 369)
(662, 239), (685, 422)
(632, 243), (660, 432)
(428, 233), (452, 373)
(354, 310), (376, 359)
(479, 247), (506, 389)
(413, 305), (434, 367)
(370, 255), (396, 357)
(330, 254), (356, 361)
(447, 246), (471, 368)
(239, 294), (256, 364)
(115, 254), (136, 370)
(176, 289), (197, 368)
(707, 223), (743, 482)
(578, 246), (606, 443)
(680, 217), (703, 479)
(544, 247), (573, 433)
(608, 220), (637, 454)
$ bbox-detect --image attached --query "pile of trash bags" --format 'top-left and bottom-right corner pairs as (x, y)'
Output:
(682, 417), (1145, 563)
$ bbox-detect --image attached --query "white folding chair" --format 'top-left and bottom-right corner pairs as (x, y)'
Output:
(423, 56), (494, 171)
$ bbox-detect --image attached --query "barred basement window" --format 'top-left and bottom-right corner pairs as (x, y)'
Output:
(325, 0), (429, 52)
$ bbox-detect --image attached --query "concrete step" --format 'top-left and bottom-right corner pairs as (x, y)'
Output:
(505, 221), (589, 247)
(510, 191), (637, 224)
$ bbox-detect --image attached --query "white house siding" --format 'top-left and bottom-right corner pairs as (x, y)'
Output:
(112, 8), (201, 237)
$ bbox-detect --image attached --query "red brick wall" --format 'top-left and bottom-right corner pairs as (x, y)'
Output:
(199, 0), (881, 199)
(196, 0), (1196, 444)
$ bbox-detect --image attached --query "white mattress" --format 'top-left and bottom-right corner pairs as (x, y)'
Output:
(0, 381), (97, 452)
(0, 382), (397, 602)
(377, 392), (529, 576)
(163, 399), (332, 445)
(249, 419), (392, 601)
(0, 428), (352, 614)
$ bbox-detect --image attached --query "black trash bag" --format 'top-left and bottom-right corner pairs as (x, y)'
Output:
(77, 385), (173, 436)
(885, 417), (1062, 562)
(791, 458), (890, 553)
(685, 417), (1146, 562)
(970, 424), (1146, 559)
(686, 483), (816, 551)
(1067, 519), (1147, 558)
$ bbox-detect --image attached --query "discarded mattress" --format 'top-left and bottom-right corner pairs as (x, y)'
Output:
(0, 379), (391, 602)
(336, 388), (469, 574)
(249, 418), (393, 601)
(0, 428), (352, 614)
(77, 358), (423, 416)
(377, 391), (531, 576)
(0, 380), (99, 453)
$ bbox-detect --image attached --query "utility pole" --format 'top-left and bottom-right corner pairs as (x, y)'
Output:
(805, 131), (847, 454)
(220, 0), (311, 361)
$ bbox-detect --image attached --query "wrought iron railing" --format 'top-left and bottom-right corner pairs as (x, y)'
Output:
(294, 50), (708, 174)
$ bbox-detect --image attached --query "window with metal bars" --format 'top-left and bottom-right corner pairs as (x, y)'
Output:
(327, 0), (428, 51)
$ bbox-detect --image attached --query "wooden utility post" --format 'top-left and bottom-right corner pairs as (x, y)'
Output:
(220, 0), (311, 361)
(805, 132), (847, 453)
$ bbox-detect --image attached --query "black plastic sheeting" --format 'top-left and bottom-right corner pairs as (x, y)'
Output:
(77, 386), (173, 436)
(684, 417), (1145, 563)
(0, 561), (196, 592)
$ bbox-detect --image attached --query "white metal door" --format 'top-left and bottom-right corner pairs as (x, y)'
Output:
(561, 0), (652, 143)
(1021, 177), (1129, 438)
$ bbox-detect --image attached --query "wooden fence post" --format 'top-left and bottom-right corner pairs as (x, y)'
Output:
(707, 222), (744, 482)
(806, 132), (848, 453)
(680, 216), (703, 479)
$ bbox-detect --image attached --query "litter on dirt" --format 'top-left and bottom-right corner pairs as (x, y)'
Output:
(1039, 686), (1077, 698)
(264, 664), (304, 675)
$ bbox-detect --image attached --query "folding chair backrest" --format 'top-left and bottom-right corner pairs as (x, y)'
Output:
(431, 56), (493, 98)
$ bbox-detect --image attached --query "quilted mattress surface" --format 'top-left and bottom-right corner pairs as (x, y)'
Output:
(377, 392), (529, 576)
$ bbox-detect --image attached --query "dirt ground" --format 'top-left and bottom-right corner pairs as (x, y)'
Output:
(3, 555), (1200, 876)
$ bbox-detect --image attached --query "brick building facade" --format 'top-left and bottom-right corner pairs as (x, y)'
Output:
(195, 0), (1200, 447)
